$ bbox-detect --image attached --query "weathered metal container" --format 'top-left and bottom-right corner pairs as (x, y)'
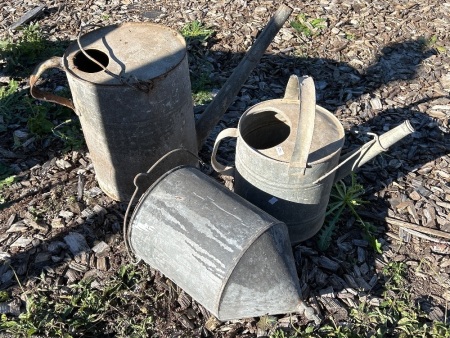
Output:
(212, 75), (344, 244)
(30, 23), (197, 201)
(126, 150), (303, 320)
(212, 75), (414, 244)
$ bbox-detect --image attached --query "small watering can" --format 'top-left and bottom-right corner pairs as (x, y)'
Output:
(212, 75), (414, 244)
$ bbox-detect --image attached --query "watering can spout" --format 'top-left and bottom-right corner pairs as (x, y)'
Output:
(332, 120), (415, 184)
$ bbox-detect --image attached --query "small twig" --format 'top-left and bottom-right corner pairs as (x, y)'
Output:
(400, 227), (450, 244)
(385, 217), (450, 240)
(77, 174), (85, 201)
(361, 211), (450, 241)
(9, 5), (46, 30)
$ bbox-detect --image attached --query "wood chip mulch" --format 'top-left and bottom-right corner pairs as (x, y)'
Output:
(0, 0), (449, 336)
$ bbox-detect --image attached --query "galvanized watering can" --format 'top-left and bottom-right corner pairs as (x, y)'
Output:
(124, 149), (304, 320)
(30, 22), (197, 201)
(30, 5), (293, 202)
(212, 75), (415, 244)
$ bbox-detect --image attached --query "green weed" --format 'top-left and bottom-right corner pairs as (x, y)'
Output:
(0, 162), (14, 182)
(190, 68), (216, 105)
(257, 315), (278, 331)
(0, 78), (84, 151)
(180, 20), (214, 43)
(316, 212), (341, 252)
(0, 265), (156, 337)
(317, 174), (381, 252)
(52, 120), (85, 151)
(0, 23), (68, 74)
(291, 14), (327, 38)
(0, 163), (15, 203)
(345, 33), (356, 41)
(426, 35), (447, 54)
(192, 90), (213, 105)
(181, 21), (217, 105)
(347, 261), (450, 337)
(0, 79), (25, 122)
(26, 105), (54, 137)
(270, 263), (450, 337)
(270, 329), (299, 338)
(0, 291), (10, 302)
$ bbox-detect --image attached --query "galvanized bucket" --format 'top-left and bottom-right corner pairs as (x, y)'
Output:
(212, 75), (345, 244)
(125, 149), (303, 321)
(30, 23), (197, 201)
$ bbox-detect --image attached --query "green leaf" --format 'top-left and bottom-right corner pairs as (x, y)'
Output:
(369, 236), (383, 254)
(27, 327), (38, 337)
(436, 46), (447, 53)
(180, 21), (214, 42)
(397, 317), (417, 326)
(0, 291), (10, 302)
(0, 175), (15, 190)
(256, 315), (277, 331)
(27, 109), (54, 137)
(0, 318), (19, 328)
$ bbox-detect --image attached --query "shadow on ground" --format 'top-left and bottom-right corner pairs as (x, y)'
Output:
(1, 25), (449, 334)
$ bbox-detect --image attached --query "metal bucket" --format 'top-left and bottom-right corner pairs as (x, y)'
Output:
(125, 150), (302, 320)
(212, 76), (345, 244)
(30, 23), (197, 201)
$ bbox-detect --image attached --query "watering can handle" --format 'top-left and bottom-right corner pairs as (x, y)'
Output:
(211, 128), (239, 176)
(30, 56), (76, 112)
(287, 75), (316, 175)
(284, 74), (302, 100)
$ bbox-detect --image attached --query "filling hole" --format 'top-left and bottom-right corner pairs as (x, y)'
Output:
(73, 49), (109, 73)
(241, 111), (291, 149)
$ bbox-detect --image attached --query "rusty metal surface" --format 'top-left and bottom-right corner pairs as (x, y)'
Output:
(128, 166), (302, 320)
(60, 23), (196, 201)
(64, 22), (187, 86)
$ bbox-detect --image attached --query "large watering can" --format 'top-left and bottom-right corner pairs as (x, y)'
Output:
(212, 75), (414, 244)
(30, 22), (197, 201)
(30, 5), (293, 202)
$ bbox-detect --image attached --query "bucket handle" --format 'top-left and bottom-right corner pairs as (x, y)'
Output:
(211, 128), (239, 176)
(286, 75), (316, 175)
(29, 56), (76, 112)
(123, 148), (200, 263)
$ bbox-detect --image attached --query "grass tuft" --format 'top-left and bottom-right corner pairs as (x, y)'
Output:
(0, 79), (84, 152)
(180, 20), (214, 43)
(0, 23), (68, 74)
(0, 265), (156, 337)
(291, 14), (327, 39)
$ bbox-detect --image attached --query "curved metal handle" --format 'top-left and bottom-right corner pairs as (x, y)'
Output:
(29, 56), (76, 112)
(283, 74), (301, 100)
(288, 75), (316, 175)
(123, 148), (199, 263)
(211, 128), (238, 175)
